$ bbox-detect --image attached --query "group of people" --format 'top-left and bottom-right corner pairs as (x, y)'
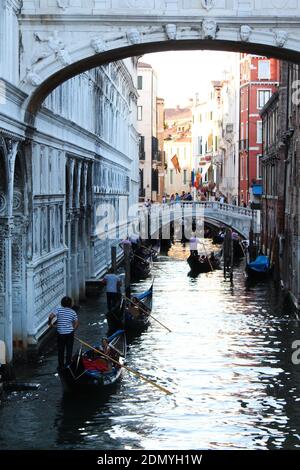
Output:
(168, 191), (193, 203)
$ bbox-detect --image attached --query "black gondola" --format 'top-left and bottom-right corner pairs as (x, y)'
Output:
(124, 283), (153, 332)
(187, 253), (221, 275)
(130, 250), (152, 280)
(106, 283), (153, 335)
(58, 330), (126, 394)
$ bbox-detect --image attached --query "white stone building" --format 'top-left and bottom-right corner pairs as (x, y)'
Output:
(137, 62), (158, 201)
(192, 84), (222, 193)
(0, 3), (139, 362)
(218, 54), (240, 204)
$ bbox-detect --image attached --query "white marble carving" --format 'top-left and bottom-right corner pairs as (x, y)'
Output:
(202, 19), (218, 39)
(32, 30), (70, 66)
(57, 0), (70, 10)
(240, 25), (252, 42)
(201, 0), (215, 10)
(127, 29), (141, 45)
(56, 49), (71, 66)
(165, 24), (177, 40)
(274, 30), (288, 48)
(91, 37), (107, 53)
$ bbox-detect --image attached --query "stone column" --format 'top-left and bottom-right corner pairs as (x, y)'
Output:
(66, 158), (74, 296)
(0, 218), (14, 363)
(1, 138), (19, 363)
(79, 162), (88, 299)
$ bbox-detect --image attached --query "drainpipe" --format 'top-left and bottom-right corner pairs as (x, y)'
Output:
(247, 82), (250, 202)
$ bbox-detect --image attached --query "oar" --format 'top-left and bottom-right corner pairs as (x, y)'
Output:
(201, 242), (214, 272)
(74, 336), (172, 395)
(124, 296), (172, 333)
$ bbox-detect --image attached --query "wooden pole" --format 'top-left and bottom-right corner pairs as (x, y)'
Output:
(124, 296), (172, 333)
(111, 245), (117, 273)
(124, 243), (131, 298)
(75, 336), (172, 395)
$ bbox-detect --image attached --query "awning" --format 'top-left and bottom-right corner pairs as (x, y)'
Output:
(252, 184), (263, 196)
(199, 162), (212, 179)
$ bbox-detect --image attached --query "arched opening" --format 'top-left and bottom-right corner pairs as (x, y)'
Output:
(24, 39), (300, 124)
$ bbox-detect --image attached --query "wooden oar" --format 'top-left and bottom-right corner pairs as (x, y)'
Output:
(201, 242), (214, 271)
(124, 296), (172, 333)
(74, 336), (172, 395)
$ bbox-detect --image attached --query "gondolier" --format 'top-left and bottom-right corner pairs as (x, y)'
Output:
(48, 296), (79, 370)
(100, 269), (122, 311)
(189, 233), (201, 256)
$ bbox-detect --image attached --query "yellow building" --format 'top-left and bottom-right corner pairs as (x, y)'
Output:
(163, 106), (193, 197)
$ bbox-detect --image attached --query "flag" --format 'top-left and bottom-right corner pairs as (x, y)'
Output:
(171, 154), (181, 173)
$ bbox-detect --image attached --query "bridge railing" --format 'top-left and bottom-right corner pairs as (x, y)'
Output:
(171, 201), (256, 219)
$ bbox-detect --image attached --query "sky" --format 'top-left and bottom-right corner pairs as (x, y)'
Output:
(141, 50), (238, 108)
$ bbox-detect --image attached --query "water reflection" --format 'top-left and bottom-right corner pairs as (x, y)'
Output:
(0, 241), (300, 449)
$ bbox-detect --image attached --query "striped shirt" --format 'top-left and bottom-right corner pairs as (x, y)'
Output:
(54, 306), (78, 334)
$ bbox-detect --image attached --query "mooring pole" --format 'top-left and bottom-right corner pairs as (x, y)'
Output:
(111, 245), (117, 273)
(124, 243), (131, 298)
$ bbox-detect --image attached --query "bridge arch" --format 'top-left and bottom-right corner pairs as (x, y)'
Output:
(22, 26), (300, 124)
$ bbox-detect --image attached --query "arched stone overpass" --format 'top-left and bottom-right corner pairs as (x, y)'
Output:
(14, 1), (300, 125)
(143, 202), (259, 239)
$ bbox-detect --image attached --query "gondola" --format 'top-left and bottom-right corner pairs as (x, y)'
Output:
(106, 283), (153, 335)
(233, 239), (245, 260)
(246, 255), (272, 280)
(130, 250), (152, 280)
(58, 330), (126, 394)
(187, 253), (221, 275)
(124, 283), (153, 333)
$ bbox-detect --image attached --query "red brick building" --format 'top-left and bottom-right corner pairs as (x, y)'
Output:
(239, 54), (280, 205)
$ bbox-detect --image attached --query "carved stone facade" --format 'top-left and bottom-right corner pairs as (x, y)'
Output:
(1, 0), (300, 356)
(0, 2), (139, 361)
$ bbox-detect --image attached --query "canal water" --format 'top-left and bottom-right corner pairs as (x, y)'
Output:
(1, 242), (300, 450)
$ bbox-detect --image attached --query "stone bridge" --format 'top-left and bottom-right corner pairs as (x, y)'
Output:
(143, 201), (260, 239)
(3, 1), (300, 127)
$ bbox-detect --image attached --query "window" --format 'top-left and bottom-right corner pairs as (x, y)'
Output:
(137, 76), (143, 90)
(257, 89), (272, 109)
(183, 170), (187, 185)
(256, 154), (262, 179)
(257, 121), (263, 143)
(170, 169), (174, 185)
(198, 136), (203, 155)
(258, 60), (271, 79)
(137, 106), (142, 121)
